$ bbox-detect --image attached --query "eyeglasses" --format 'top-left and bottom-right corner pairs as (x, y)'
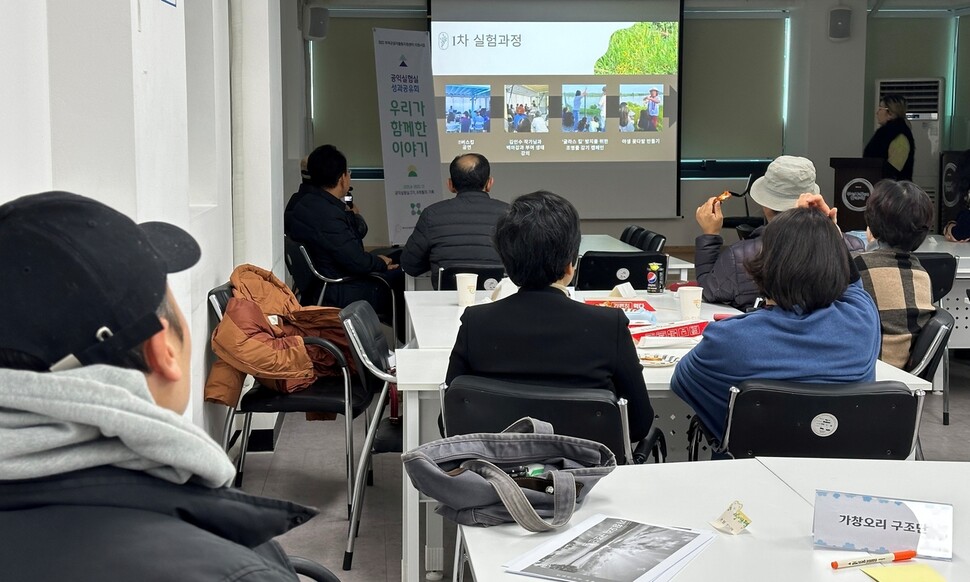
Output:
(877, 106), (889, 111)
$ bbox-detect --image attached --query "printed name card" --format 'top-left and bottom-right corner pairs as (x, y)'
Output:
(813, 490), (953, 559)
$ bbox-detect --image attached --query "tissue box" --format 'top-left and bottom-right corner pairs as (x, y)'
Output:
(584, 298), (655, 312)
(630, 320), (708, 340)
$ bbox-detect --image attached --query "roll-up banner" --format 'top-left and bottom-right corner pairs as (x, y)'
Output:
(373, 28), (443, 245)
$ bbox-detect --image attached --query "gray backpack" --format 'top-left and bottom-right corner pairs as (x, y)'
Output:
(402, 417), (616, 531)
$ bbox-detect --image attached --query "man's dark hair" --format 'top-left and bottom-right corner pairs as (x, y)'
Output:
(494, 190), (581, 289)
(0, 295), (184, 373)
(449, 154), (491, 192)
(746, 207), (851, 313)
(865, 179), (932, 251)
(307, 144), (347, 189)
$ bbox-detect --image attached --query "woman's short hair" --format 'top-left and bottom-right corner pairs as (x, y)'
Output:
(881, 94), (908, 119)
(746, 207), (851, 313)
(865, 179), (932, 251)
(493, 191), (581, 289)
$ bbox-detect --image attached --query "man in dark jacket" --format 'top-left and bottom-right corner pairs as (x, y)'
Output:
(401, 153), (508, 287)
(0, 192), (317, 581)
(694, 156), (864, 310)
(285, 144), (404, 337)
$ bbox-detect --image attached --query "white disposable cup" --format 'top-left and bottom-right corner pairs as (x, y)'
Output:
(679, 286), (704, 320)
(456, 273), (478, 307)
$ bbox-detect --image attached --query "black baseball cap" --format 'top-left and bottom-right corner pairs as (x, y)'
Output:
(0, 191), (201, 371)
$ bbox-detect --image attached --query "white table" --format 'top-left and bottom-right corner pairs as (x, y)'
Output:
(916, 235), (969, 347)
(398, 290), (932, 581)
(460, 457), (969, 581)
(406, 234), (695, 293)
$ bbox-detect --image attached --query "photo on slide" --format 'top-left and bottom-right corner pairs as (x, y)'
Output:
(505, 84), (549, 133)
(594, 22), (679, 75)
(619, 84), (664, 133)
(445, 84), (491, 133)
(562, 84), (606, 133)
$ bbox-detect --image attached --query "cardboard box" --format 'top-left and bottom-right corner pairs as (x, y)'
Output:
(584, 298), (655, 312)
(630, 319), (708, 340)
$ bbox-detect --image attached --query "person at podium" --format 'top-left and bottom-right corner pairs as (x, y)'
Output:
(863, 94), (915, 181)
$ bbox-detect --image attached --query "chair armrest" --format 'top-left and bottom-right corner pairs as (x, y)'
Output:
(632, 426), (667, 464)
(289, 556), (341, 582)
(303, 336), (349, 369)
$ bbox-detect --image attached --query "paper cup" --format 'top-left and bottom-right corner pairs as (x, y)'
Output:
(679, 286), (704, 320)
(456, 273), (478, 307)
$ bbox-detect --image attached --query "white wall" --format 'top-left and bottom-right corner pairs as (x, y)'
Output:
(0, 0), (237, 427)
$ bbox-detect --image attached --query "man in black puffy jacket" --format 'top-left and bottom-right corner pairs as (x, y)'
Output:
(694, 156), (864, 310)
(401, 153), (508, 287)
(285, 144), (404, 335)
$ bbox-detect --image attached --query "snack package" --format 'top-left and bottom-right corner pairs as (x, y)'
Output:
(630, 319), (709, 341)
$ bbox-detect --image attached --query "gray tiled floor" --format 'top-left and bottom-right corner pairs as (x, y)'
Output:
(240, 355), (970, 581)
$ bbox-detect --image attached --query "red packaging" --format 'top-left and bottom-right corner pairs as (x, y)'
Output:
(584, 298), (655, 312)
(629, 320), (709, 340)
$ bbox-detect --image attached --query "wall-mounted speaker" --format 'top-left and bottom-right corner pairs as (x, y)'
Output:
(828, 7), (852, 41)
(302, 4), (330, 41)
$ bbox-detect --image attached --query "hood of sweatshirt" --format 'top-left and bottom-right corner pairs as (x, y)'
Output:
(0, 365), (235, 488)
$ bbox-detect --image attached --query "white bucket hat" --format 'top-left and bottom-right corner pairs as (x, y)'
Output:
(749, 155), (820, 212)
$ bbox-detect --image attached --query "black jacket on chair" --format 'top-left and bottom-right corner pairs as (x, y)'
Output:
(400, 190), (508, 278)
(0, 467), (316, 582)
(285, 187), (388, 307)
(445, 286), (654, 441)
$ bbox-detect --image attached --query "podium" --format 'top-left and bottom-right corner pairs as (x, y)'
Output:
(830, 157), (887, 232)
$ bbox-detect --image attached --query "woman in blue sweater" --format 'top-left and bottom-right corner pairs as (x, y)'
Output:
(671, 206), (881, 443)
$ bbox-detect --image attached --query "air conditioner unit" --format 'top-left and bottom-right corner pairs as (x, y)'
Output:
(875, 78), (944, 230)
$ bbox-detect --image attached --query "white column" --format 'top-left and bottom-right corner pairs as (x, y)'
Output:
(786, 0), (868, 197)
(230, 0), (285, 277)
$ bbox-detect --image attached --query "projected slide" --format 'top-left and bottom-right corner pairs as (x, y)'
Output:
(431, 21), (678, 163)
(430, 0), (682, 219)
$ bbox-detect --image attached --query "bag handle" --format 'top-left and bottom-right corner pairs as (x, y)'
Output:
(501, 417), (554, 436)
(460, 459), (575, 532)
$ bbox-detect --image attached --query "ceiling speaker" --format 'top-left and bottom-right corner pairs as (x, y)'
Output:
(829, 7), (851, 41)
(303, 4), (329, 41)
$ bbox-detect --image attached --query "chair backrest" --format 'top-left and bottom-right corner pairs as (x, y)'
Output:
(635, 230), (667, 252)
(575, 251), (667, 290)
(723, 379), (924, 460)
(619, 225), (643, 244)
(905, 308), (954, 379)
(437, 263), (506, 291)
(635, 231), (657, 251)
(339, 300), (393, 395)
(442, 375), (632, 464)
(914, 252), (956, 303)
(283, 236), (319, 304)
(208, 282), (234, 321)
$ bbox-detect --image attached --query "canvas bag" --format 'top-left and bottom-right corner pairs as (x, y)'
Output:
(402, 417), (616, 531)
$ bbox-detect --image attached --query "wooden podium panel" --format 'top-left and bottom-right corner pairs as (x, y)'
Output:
(830, 157), (886, 232)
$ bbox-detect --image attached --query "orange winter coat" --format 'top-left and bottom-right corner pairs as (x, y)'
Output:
(204, 264), (355, 407)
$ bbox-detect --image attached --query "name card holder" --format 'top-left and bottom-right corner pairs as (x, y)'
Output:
(813, 489), (953, 559)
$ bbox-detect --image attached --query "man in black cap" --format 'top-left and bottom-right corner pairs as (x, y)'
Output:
(0, 192), (317, 581)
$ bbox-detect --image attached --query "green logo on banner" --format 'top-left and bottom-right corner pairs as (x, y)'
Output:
(410, 203), (422, 216)
(407, 165), (418, 177)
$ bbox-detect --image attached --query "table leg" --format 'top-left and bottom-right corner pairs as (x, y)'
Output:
(425, 505), (444, 580)
(403, 391), (421, 582)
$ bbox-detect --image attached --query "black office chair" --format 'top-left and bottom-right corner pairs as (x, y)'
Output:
(442, 375), (665, 465)
(914, 252), (957, 303)
(207, 283), (372, 518)
(619, 225), (644, 245)
(575, 251), (668, 290)
(906, 309), (954, 431)
(913, 252), (956, 425)
(283, 235), (398, 344)
(635, 229), (667, 253)
(687, 379), (924, 461)
(436, 263), (506, 291)
(338, 301), (402, 571)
